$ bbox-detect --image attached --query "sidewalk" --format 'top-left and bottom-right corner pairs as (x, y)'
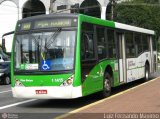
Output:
(60, 77), (160, 119)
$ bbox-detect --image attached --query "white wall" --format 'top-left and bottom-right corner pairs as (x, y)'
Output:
(0, 0), (50, 52)
(3, 33), (13, 52)
(0, 1), (18, 40)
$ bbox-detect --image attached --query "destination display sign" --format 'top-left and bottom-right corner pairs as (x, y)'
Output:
(17, 18), (77, 31)
(20, 23), (31, 31)
(34, 19), (73, 29)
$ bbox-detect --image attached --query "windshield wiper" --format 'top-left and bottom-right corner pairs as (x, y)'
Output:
(45, 28), (62, 49)
(30, 35), (40, 47)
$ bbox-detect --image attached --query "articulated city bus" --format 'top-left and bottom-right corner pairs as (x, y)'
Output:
(11, 14), (157, 99)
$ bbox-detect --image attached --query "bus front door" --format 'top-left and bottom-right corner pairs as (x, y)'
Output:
(117, 32), (127, 83)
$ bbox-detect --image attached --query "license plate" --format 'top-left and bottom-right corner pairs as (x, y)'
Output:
(35, 90), (47, 94)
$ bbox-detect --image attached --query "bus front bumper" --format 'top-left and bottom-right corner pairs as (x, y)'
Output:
(12, 86), (82, 99)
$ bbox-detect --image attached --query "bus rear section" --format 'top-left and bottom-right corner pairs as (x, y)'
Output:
(11, 14), (83, 99)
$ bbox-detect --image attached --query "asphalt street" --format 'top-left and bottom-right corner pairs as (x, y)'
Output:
(0, 69), (160, 119)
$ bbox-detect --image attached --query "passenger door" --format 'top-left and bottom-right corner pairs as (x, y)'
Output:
(81, 22), (99, 95)
(117, 32), (126, 83)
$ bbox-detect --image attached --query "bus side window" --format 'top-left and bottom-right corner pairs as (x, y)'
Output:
(81, 33), (94, 60)
(126, 32), (135, 58)
(81, 22), (95, 61)
(96, 27), (106, 60)
(142, 34), (149, 52)
(81, 22), (96, 81)
(107, 29), (116, 58)
(152, 36), (157, 51)
(135, 33), (142, 56)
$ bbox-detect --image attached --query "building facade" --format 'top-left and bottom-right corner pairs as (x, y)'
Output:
(0, 0), (112, 19)
(0, 0), (50, 19)
(0, 0), (113, 40)
(51, 0), (110, 19)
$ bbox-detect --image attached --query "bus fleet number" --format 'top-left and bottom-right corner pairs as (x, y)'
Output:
(52, 78), (63, 83)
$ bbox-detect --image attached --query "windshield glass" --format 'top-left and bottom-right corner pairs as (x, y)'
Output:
(14, 30), (76, 71)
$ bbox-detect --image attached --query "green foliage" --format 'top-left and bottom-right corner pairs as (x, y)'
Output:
(115, 4), (160, 32)
(114, 0), (160, 35)
(114, 0), (160, 51)
(129, 0), (159, 4)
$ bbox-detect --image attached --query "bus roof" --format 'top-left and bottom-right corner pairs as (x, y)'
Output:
(115, 22), (155, 35)
(79, 14), (155, 35)
(18, 13), (155, 35)
(18, 13), (78, 23)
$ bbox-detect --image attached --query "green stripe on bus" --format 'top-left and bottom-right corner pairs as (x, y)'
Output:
(14, 74), (72, 87)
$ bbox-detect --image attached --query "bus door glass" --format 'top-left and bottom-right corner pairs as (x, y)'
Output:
(117, 32), (126, 83)
(152, 36), (157, 72)
(149, 35), (156, 73)
(81, 22), (98, 94)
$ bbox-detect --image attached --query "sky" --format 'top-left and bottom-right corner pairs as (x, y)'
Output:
(0, 1), (18, 52)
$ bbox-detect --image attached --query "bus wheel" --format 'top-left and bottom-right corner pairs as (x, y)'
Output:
(101, 73), (111, 98)
(144, 65), (150, 81)
(4, 76), (10, 85)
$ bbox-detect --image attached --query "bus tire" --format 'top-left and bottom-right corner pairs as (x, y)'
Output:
(100, 73), (111, 98)
(4, 76), (10, 85)
(144, 64), (150, 81)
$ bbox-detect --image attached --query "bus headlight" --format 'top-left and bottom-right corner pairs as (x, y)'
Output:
(60, 75), (74, 86)
(15, 79), (24, 87)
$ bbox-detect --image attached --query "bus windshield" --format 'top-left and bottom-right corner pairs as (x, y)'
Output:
(14, 30), (76, 71)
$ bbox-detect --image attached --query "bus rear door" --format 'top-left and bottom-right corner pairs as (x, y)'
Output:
(117, 32), (127, 83)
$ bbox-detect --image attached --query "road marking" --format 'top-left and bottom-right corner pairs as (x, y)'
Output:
(55, 77), (160, 119)
(0, 99), (37, 110)
(0, 90), (12, 94)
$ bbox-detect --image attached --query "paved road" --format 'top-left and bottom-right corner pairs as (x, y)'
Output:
(64, 77), (160, 119)
(0, 71), (159, 119)
(0, 85), (10, 92)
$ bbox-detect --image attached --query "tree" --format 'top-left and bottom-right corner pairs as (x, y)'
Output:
(130, 0), (160, 4)
(114, 0), (160, 51)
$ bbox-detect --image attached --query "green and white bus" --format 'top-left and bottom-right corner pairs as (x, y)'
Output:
(11, 14), (157, 99)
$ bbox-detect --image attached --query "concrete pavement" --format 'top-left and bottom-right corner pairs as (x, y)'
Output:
(59, 77), (160, 119)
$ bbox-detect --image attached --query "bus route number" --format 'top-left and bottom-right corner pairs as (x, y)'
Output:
(52, 78), (63, 83)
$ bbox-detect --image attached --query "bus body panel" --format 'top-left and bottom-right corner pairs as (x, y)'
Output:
(73, 15), (82, 87)
(12, 73), (83, 99)
(81, 60), (119, 97)
(14, 74), (73, 87)
(12, 86), (82, 99)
